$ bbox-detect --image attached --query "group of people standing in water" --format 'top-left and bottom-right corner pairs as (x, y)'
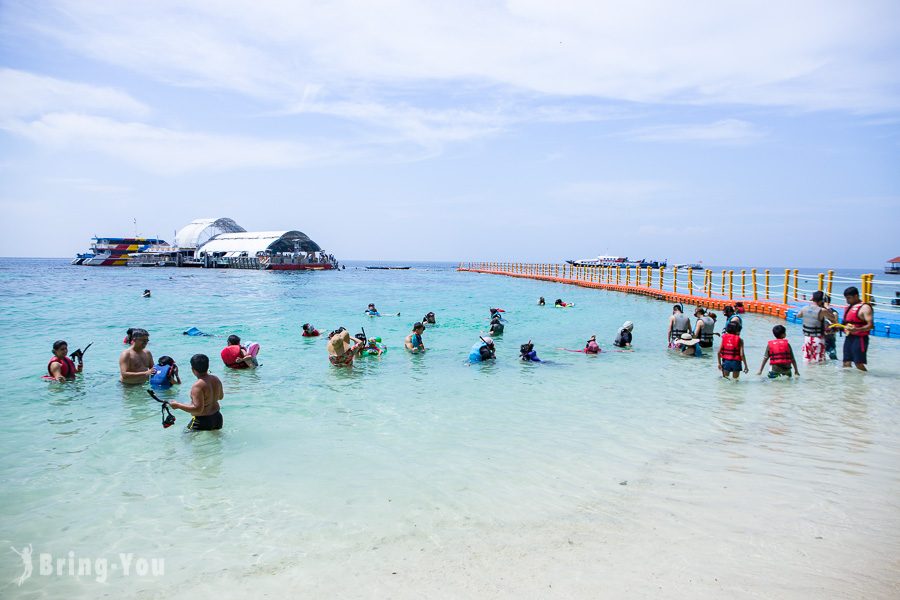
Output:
(666, 285), (874, 379)
(45, 285), (876, 432)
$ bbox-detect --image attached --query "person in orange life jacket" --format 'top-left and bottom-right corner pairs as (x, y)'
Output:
(841, 286), (874, 371)
(717, 321), (748, 379)
(220, 335), (254, 369)
(47, 340), (82, 382)
(796, 291), (837, 364)
(758, 325), (799, 378)
(667, 304), (691, 346)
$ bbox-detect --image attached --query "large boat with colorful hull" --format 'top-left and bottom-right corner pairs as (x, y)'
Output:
(567, 255), (667, 269)
(75, 237), (167, 266)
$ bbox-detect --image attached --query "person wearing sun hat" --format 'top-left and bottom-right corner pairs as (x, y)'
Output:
(327, 329), (363, 367)
(676, 332), (702, 357)
(614, 321), (634, 348)
(468, 337), (495, 363)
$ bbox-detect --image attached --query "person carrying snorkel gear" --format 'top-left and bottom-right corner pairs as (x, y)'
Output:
(119, 328), (154, 384)
(614, 322), (634, 348)
(469, 337), (496, 362)
(169, 354), (223, 431)
(405, 322), (426, 352)
(47, 340), (83, 382)
(301, 323), (320, 337)
(519, 341), (541, 362)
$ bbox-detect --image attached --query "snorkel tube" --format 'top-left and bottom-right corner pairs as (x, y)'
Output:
(147, 389), (176, 429)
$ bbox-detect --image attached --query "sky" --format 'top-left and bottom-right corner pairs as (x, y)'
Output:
(1, 0), (898, 267)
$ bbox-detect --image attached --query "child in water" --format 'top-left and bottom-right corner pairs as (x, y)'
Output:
(150, 356), (181, 389)
(718, 322), (748, 379)
(757, 325), (800, 378)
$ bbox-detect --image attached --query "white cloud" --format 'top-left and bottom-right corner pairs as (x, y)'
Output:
(21, 0), (900, 113)
(624, 119), (764, 144)
(1, 113), (326, 174)
(0, 68), (149, 119)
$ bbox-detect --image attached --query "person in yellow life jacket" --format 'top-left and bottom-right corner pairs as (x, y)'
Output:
(757, 325), (799, 378)
(840, 286), (874, 371)
(717, 321), (748, 379)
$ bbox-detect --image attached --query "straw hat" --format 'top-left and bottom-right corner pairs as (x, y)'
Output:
(328, 330), (355, 356)
(679, 333), (699, 346)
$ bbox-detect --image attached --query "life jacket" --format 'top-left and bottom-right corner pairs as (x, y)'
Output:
(469, 343), (486, 362)
(671, 313), (690, 340)
(843, 303), (870, 337)
(585, 340), (601, 354)
(720, 333), (742, 361)
(150, 364), (172, 388)
(699, 316), (715, 342)
(800, 306), (825, 336)
(221, 345), (248, 369)
(302, 329), (320, 337)
(767, 339), (792, 365)
(47, 356), (77, 379)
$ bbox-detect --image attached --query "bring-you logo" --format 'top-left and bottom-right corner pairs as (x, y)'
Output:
(10, 545), (164, 585)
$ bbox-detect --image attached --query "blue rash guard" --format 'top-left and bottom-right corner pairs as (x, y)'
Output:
(521, 350), (541, 362)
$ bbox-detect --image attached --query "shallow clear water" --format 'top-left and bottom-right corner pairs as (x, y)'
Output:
(1, 259), (898, 598)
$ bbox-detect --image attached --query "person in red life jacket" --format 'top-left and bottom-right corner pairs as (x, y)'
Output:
(47, 340), (82, 382)
(717, 321), (748, 379)
(301, 323), (320, 337)
(757, 325), (799, 378)
(841, 286), (874, 371)
(221, 335), (255, 369)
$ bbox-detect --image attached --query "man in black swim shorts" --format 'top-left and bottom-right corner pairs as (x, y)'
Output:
(169, 354), (224, 431)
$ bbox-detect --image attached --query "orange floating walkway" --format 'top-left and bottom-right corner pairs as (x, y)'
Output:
(458, 267), (792, 319)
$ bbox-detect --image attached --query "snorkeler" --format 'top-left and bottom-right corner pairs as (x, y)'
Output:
(422, 312), (436, 325)
(538, 297), (545, 306)
(220, 335), (258, 369)
(469, 337), (496, 362)
(405, 322), (426, 352)
(365, 303), (380, 317)
(169, 354), (223, 431)
(488, 316), (504, 336)
(142, 289), (151, 298)
(613, 321), (634, 348)
(554, 299), (573, 307)
(301, 323), (321, 337)
(520, 341), (541, 362)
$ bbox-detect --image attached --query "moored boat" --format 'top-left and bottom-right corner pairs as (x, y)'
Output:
(77, 237), (167, 266)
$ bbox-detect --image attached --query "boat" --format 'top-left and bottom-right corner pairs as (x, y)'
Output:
(885, 256), (900, 275)
(672, 261), (703, 270)
(78, 237), (167, 266)
(366, 266), (411, 270)
(567, 255), (667, 269)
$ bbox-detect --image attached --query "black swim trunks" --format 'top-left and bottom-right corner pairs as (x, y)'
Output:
(842, 336), (868, 365)
(188, 411), (223, 431)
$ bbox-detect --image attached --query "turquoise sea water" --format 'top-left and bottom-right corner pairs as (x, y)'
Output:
(1, 259), (899, 598)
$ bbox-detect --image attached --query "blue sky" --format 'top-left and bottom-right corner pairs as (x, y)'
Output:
(1, 0), (898, 266)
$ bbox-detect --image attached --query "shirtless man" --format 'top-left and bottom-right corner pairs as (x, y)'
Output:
(119, 328), (153, 384)
(170, 354), (223, 431)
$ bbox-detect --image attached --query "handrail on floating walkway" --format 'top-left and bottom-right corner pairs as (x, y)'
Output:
(457, 262), (899, 339)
